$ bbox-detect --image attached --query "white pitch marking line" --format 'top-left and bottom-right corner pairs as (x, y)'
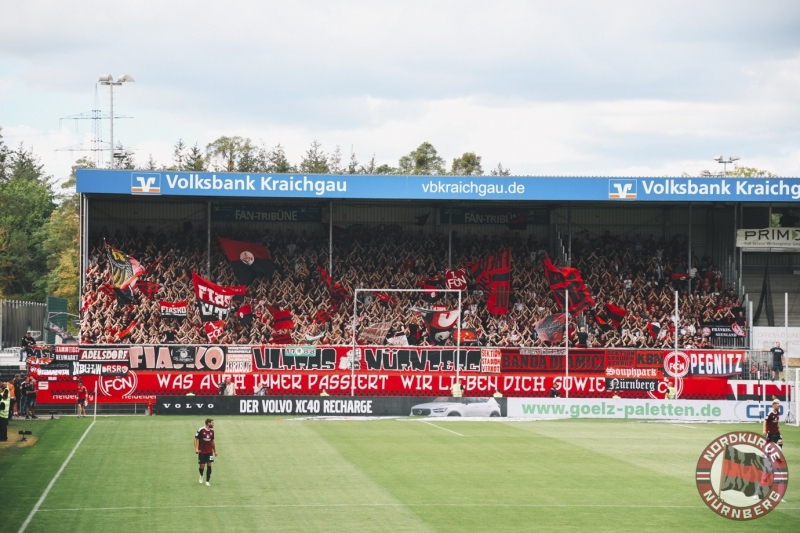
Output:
(18, 420), (95, 533)
(420, 421), (464, 436)
(37, 503), (721, 512)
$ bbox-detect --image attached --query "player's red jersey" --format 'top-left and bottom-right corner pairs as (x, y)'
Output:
(765, 411), (780, 434)
(195, 426), (214, 454)
(77, 386), (87, 400)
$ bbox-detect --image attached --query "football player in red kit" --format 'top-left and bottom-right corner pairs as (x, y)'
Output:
(763, 401), (783, 448)
(194, 418), (218, 486)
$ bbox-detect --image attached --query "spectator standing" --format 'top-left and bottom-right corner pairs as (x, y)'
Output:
(20, 332), (35, 362)
(0, 382), (10, 441)
(12, 374), (23, 418)
(770, 342), (785, 381)
(23, 377), (38, 419)
(222, 376), (236, 396)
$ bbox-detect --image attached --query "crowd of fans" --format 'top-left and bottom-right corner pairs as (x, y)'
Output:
(80, 223), (743, 348)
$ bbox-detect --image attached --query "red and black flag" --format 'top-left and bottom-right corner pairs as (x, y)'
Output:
(453, 328), (478, 344)
(646, 321), (661, 339)
(137, 280), (160, 300)
(506, 213), (527, 231)
(267, 305), (294, 344)
(595, 314), (613, 332)
(415, 213), (430, 226)
(542, 257), (595, 315)
(413, 307), (460, 346)
(192, 272), (246, 322)
(315, 308), (332, 324)
(117, 319), (137, 341)
(417, 277), (445, 302)
(720, 446), (774, 500)
(236, 304), (254, 326)
(467, 249), (512, 314)
(318, 267), (350, 312)
(105, 244), (144, 290)
(603, 303), (628, 330)
(534, 314), (566, 343)
(218, 237), (275, 286)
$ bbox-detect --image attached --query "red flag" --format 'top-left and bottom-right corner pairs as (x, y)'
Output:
(445, 269), (467, 291)
(117, 319), (137, 341)
(542, 258), (595, 315)
(534, 314), (566, 343)
(267, 305), (294, 343)
(414, 307), (460, 345)
(218, 237), (275, 285)
(236, 304), (254, 325)
(466, 249), (512, 314)
(192, 272), (246, 322)
(204, 321), (225, 343)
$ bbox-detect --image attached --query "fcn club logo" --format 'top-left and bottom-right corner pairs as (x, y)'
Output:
(696, 431), (788, 520)
(608, 179), (637, 199)
(131, 173), (161, 194)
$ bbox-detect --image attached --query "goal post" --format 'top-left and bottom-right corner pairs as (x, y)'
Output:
(351, 288), (464, 397)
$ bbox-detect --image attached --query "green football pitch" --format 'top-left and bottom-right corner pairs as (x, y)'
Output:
(1, 416), (798, 532)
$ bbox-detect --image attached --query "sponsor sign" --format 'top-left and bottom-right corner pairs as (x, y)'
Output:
(156, 395), (508, 417)
(605, 367), (659, 378)
(605, 378), (658, 392)
(751, 326), (800, 359)
(79, 170), (800, 202)
(736, 227), (800, 249)
(211, 203), (322, 223)
(696, 432), (787, 520)
(507, 398), (786, 422)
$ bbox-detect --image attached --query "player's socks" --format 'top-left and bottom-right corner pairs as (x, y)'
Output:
(206, 465), (212, 482)
(199, 467), (204, 483)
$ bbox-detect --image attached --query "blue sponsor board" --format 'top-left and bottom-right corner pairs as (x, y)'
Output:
(78, 170), (800, 202)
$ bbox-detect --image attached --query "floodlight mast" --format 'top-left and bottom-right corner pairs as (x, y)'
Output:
(99, 74), (134, 168)
(713, 156), (740, 176)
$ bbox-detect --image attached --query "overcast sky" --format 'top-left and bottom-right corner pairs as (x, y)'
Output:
(1, 1), (799, 182)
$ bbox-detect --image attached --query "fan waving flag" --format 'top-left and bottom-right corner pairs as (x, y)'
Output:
(192, 272), (246, 322)
(603, 303), (628, 330)
(466, 249), (512, 314)
(720, 445), (774, 500)
(543, 257), (595, 315)
(534, 314), (566, 343)
(105, 244), (145, 290)
(204, 321), (225, 343)
(267, 305), (294, 344)
(236, 304), (254, 326)
(218, 237), (275, 285)
(413, 307), (460, 346)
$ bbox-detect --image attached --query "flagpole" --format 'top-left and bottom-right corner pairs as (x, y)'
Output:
(674, 290), (679, 353)
(565, 289), (569, 399)
(456, 289), (461, 389)
(93, 380), (98, 421)
(351, 288), (357, 397)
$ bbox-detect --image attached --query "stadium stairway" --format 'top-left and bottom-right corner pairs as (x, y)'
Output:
(742, 264), (800, 327)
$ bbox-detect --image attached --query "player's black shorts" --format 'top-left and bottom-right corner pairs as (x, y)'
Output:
(198, 452), (215, 464)
(767, 432), (782, 444)
(772, 363), (784, 371)
(77, 399), (85, 406)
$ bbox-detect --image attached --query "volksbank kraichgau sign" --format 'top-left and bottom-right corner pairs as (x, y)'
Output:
(736, 228), (800, 249)
(76, 170), (800, 202)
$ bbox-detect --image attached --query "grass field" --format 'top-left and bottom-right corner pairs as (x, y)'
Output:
(1, 415), (798, 532)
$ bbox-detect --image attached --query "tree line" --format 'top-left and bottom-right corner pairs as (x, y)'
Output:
(132, 137), (512, 177)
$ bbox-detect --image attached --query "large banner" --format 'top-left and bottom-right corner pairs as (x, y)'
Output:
(736, 228), (800, 249)
(27, 345), (789, 404)
(507, 398), (791, 423)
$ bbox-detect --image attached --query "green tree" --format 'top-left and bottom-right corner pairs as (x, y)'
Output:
(172, 139), (187, 170)
(728, 166), (776, 177)
(398, 142), (446, 175)
(0, 142), (55, 300)
(346, 151), (360, 174)
(451, 152), (483, 176)
(490, 163), (511, 176)
(299, 140), (330, 174)
(37, 157), (88, 318)
(374, 164), (396, 175)
(266, 144), (295, 173)
(185, 144), (207, 171)
(206, 136), (251, 172)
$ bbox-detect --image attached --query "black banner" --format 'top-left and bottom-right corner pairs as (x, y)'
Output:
(212, 204), (322, 223)
(71, 361), (130, 376)
(197, 301), (230, 322)
(441, 207), (549, 225)
(605, 378), (659, 392)
(156, 395), (508, 417)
